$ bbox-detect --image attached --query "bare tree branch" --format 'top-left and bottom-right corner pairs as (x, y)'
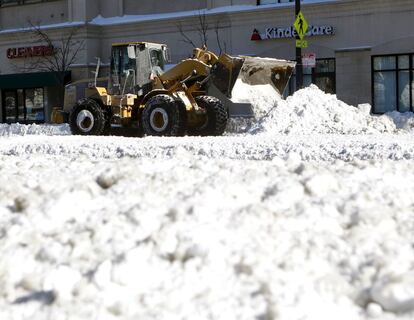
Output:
(214, 20), (223, 55)
(10, 20), (86, 105)
(23, 19), (85, 78)
(196, 11), (208, 48)
(177, 22), (197, 48)
(177, 12), (227, 55)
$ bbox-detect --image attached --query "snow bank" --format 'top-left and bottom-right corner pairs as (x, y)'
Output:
(0, 123), (70, 136)
(1, 85), (413, 138)
(230, 83), (414, 136)
(385, 111), (414, 131)
(250, 85), (401, 135)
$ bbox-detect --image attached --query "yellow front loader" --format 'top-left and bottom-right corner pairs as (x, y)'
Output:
(59, 42), (295, 136)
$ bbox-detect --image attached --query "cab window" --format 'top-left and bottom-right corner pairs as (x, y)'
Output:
(150, 50), (164, 70)
(111, 46), (136, 78)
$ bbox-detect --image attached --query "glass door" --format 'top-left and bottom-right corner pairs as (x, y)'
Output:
(2, 88), (45, 123)
(3, 90), (17, 123)
(312, 59), (336, 94)
(25, 88), (45, 122)
(17, 89), (25, 122)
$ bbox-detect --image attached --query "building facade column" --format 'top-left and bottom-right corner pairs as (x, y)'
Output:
(335, 48), (372, 106)
(118, 0), (124, 16)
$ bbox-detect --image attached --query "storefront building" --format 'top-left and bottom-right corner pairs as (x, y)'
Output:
(0, 0), (412, 123)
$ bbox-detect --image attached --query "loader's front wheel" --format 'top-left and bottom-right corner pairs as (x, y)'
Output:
(142, 95), (186, 136)
(69, 99), (107, 135)
(189, 96), (228, 136)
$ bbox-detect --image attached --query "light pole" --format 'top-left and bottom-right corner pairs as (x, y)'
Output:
(295, 0), (303, 90)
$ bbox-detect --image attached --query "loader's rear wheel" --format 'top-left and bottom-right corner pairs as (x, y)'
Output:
(189, 96), (228, 136)
(69, 99), (107, 135)
(142, 94), (186, 136)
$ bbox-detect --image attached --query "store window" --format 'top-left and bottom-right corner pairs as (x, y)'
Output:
(258, 0), (338, 5)
(285, 58), (336, 96)
(2, 88), (44, 123)
(258, 0), (295, 4)
(372, 54), (413, 113)
(0, 0), (56, 7)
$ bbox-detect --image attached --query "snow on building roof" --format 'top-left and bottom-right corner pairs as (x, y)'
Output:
(0, 0), (340, 34)
(90, 0), (339, 27)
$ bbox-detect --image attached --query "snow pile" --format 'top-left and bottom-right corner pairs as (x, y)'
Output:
(225, 117), (256, 134)
(250, 85), (399, 135)
(2, 85), (414, 138)
(0, 123), (70, 136)
(385, 111), (414, 131)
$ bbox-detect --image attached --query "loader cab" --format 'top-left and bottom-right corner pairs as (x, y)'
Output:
(108, 42), (169, 96)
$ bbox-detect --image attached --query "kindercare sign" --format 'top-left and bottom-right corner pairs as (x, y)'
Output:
(251, 25), (334, 41)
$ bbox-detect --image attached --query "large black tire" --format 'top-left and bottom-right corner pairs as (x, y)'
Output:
(189, 96), (228, 136)
(69, 99), (107, 135)
(141, 94), (186, 136)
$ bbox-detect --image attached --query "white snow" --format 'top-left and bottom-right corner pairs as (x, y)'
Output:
(231, 79), (282, 118)
(89, 1), (339, 27)
(250, 85), (400, 135)
(0, 1), (338, 35)
(1, 86), (414, 320)
(0, 123), (70, 136)
(0, 21), (85, 35)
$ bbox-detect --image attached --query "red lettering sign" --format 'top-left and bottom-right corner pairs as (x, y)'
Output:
(6, 45), (54, 59)
(17, 47), (25, 58)
(33, 46), (42, 57)
(43, 46), (55, 56)
(25, 47), (34, 57)
(7, 48), (16, 59)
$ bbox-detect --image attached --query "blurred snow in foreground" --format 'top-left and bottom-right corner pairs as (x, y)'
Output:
(0, 123), (70, 136)
(1, 86), (414, 320)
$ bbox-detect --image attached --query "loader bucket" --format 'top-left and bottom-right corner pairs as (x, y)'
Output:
(210, 54), (296, 99)
(210, 54), (245, 98)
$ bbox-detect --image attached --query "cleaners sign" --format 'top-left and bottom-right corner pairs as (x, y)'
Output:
(251, 25), (334, 41)
(7, 45), (55, 59)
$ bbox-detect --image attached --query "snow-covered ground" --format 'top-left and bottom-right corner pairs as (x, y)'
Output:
(1, 86), (414, 320)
